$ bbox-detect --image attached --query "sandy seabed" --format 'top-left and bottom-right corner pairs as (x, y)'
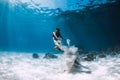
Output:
(0, 52), (120, 80)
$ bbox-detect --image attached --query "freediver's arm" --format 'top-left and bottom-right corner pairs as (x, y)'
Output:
(53, 32), (58, 40)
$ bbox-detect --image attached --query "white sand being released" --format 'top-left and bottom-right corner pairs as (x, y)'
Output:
(0, 51), (120, 80)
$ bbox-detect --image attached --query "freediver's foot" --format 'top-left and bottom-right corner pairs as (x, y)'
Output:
(54, 47), (64, 52)
(54, 47), (59, 50)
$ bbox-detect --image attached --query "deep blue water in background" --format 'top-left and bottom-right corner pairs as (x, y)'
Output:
(0, 0), (120, 52)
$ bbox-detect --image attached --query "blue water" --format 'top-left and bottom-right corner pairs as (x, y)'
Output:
(0, 0), (119, 52)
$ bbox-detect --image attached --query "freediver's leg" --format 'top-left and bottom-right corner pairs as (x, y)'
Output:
(53, 39), (64, 51)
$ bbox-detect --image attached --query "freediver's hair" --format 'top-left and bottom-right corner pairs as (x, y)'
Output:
(56, 28), (60, 31)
